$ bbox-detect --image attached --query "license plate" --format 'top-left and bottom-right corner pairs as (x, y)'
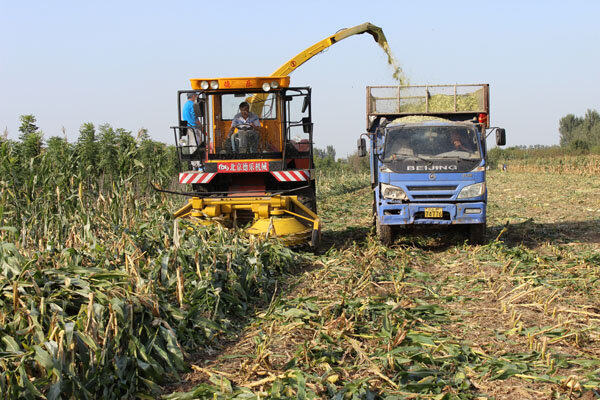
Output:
(424, 208), (443, 218)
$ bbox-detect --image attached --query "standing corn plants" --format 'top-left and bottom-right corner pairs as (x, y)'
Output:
(0, 118), (302, 398)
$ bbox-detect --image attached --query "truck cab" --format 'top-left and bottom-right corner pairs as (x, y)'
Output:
(359, 84), (506, 244)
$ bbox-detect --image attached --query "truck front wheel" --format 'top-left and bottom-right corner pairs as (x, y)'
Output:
(376, 217), (394, 245)
(469, 223), (486, 245)
(372, 196), (376, 227)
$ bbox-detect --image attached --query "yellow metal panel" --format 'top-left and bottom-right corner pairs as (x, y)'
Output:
(174, 195), (320, 247)
(204, 205), (221, 217)
(191, 198), (203, 209)
(190, 77), (290, 90)
(257, 204), (270, 219)
(246, 217), (311, 245)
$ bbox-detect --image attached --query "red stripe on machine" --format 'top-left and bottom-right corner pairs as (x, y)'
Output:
(293, 170), (309, 180)
(179, 172), (216, 184)
(270, 170), (309, 182)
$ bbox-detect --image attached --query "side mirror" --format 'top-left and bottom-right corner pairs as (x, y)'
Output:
(357, 137), (367, 157)
(302, 117), (312, 134)
(301, 96), (310, 113)
(496, 128), (506, 146)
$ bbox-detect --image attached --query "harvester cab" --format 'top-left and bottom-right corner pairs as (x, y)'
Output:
(172, 76), (320, 247)
(167, 21), (399, 248)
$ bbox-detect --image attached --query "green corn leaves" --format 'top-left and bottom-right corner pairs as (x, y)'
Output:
(0, 205), (301, 398)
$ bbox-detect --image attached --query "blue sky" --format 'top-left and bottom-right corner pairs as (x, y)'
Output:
(1, 0), (599, 156)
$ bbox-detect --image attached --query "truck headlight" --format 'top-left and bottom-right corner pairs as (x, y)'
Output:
(262, 82), (271, 92)
(210, 80), (219, 89)
(457, 182), (486, 199)
(200, 81), (209, 90)
(381, 183), (408, 200)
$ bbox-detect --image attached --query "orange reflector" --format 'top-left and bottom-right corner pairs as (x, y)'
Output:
(478, 113), (488, 126)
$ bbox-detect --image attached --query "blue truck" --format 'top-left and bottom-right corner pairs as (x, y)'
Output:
(358, 84), (506, 244)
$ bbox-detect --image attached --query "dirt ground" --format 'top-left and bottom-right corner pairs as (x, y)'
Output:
(166, 171), (600, 399)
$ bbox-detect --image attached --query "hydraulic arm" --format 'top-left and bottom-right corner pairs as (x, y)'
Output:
(250, 22), (391, 115)
(270, 22), (385, 76)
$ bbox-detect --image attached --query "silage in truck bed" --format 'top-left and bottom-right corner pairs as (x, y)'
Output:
(391, 115), (451, 124)
(368, 84), (486, 115)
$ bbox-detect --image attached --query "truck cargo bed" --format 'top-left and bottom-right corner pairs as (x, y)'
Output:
(366, 84), (489, 127)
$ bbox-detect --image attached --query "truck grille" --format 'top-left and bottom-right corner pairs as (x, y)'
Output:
(407, 185), (457, 191)
(412, 194), (453, 199)
(406, 185), (457, 200)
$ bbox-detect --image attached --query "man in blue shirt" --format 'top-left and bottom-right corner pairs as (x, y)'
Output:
(182, 93), (199, 127)
(181, 93), (204, 168)
(228, 101), (261, 153)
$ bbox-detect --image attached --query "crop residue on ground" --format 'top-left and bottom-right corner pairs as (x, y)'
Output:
(166, 167), (600, 399)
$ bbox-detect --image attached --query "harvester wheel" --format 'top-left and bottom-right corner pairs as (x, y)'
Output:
(469, 223), (486, 245)
(310, 227), (321, 250)
(376, 217), (393, 246)
(298, 193), (317, 213)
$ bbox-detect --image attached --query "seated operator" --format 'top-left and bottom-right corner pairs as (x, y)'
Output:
(228, 101), (261, 153)
(450, 131), (471, 153)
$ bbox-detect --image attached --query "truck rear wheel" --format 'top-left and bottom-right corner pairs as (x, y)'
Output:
(376, 217), (393, 245)
(469, 223), (486, 245)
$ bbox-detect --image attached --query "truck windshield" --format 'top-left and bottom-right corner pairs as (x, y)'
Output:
(383, 125), (480, 161)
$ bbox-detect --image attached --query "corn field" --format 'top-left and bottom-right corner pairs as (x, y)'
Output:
(0, 126), (302, 399)
(2, 124), (600, 398)
(499, 155), (600, 175)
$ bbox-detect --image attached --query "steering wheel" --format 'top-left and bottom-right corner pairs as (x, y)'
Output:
(235, 123), (254, 131)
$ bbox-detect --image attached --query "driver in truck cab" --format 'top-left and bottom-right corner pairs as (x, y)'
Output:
(228, 101), (261, 153)
(450, 130), (471, 152)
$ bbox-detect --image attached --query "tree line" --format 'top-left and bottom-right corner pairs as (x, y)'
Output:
(487, 109), (600, 166)
(559, 109), (600, 152)
(313, 145), (370, 172)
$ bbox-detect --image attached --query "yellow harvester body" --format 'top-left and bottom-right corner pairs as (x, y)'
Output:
(172, 22), (385, 247)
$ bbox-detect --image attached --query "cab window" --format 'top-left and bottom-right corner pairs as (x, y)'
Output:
(221, 93), (278, 120)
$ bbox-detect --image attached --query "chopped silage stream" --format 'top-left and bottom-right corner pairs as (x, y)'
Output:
(164, 170), (600, 399)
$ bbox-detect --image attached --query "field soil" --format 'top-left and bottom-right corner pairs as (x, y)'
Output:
(166, 170), (600, 399)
